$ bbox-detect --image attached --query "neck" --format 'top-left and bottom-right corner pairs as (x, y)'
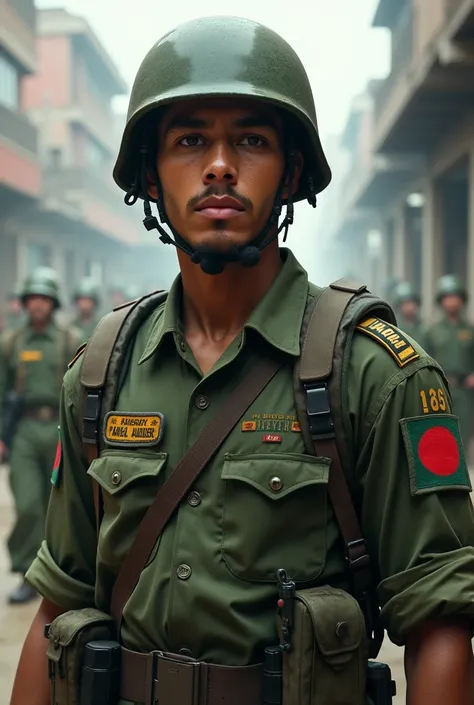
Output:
(446, 313), (462, 324)
(30, 318), (51, 333)
(178, 242), (282, 340)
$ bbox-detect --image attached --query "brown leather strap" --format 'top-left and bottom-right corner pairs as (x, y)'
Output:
(110, 356), (282, 627)
(299, 280), (366, 382)
(120, 648), (262, 705)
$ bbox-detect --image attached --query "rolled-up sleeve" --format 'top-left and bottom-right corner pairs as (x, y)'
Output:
(26, 360), (97, 609)
(351, 336), (474, 645)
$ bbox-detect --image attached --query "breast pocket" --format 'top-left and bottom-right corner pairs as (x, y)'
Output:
(221, 452), (330, 583)
(87, 451), (167, 568)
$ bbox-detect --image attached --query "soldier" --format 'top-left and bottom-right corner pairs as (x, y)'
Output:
(4, 284), (25, 331)
(0, 267), (79, 605)
(424, 275), (474, 445)
(72, 277), (101, 341)
(12, 18), (474, 705)
(393, 281), (424, 345)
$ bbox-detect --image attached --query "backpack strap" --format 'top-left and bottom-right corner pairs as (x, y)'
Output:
(296, 278), (384, 657)
(79, 291), (168, 532)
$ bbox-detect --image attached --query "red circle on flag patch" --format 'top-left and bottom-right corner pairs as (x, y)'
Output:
(418, 427), (459, 476)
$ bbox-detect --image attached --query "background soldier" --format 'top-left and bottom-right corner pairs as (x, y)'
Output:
(72, 277), (101, 341)
(0, 267), (79, 605)
(393, 281), (424, 345)
(3, 284), (25, 332)
(424, 274), (474, 446)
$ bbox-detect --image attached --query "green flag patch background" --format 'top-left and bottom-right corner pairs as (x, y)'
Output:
(400, 414), (471, 495)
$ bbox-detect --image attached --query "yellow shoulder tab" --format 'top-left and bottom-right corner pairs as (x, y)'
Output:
(356, 317), (420, 368)
(68, 342), (87, 370)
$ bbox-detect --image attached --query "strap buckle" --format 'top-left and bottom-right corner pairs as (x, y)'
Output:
(151, 652), (201, 705)
(303, 383), (334, 440)
(82, 390), (102, 446)
(345, 538), (371, 573)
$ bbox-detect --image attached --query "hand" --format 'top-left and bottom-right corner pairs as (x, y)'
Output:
(464, 374), (474, 389)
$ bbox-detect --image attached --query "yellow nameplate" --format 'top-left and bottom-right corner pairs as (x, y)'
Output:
(356, 317), (420, 368)
(104, 412), (164, 447)
(21, 350), (42, 362)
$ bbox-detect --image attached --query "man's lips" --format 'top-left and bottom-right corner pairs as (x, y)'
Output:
(195, 196), (245, 219)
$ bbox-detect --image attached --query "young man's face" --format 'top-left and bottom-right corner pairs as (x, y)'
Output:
(76, 297), (96, 317)
(400, 299), (418, 320)
(152, 98), (299, 254)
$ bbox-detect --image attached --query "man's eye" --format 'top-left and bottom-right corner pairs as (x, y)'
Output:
(240, 135), (265, 147)
(179, 135), (203, 147)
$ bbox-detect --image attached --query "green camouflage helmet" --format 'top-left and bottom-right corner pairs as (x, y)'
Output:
(436, 274), (467, 302)
(394, 281), (420, 307)
(22, 267), (61, 308)
(74, 277), (100, 305)
(113, 16), (331, 203)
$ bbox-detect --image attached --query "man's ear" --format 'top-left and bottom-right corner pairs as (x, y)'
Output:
(282, 151), (304, 199)
(147, 171), (158, 200)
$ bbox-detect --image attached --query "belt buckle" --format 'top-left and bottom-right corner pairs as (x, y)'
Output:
(38, 406), (53, 422)
(152, 652), (200, 705)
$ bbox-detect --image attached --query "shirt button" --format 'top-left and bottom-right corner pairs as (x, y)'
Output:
(187, 491), (202, 507)
(178, 338), (186, 352)
(269, 476), (283, 492)
(111, 471), (122, 486)
(195, 395), (209, 410)
(178, 648), (193, 658)
(177, 564), (192, 580)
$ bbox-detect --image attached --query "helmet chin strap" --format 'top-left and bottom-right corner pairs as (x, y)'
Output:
(124, 145), (298, 276)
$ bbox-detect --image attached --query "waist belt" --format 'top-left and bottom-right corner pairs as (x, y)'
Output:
(22, 405), (58, 422)
(120, 648), (263, 705)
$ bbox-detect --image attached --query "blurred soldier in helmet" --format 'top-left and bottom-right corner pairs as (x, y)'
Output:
(393, 281), (424, 346)
(12, 18), (474, 705)
(0, 267), (79, 604)
(424, 275), (474, 444)
(4, 283), (25, 332)
(72, 277), (101, 341)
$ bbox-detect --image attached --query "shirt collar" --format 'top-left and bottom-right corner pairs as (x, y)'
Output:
(139, 248), (309, 364)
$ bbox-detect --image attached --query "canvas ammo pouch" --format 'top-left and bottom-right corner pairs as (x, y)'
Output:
(46, 607), (115, 705)
(282, 586), (368, 705)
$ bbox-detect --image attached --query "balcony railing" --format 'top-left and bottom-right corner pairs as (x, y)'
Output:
(0, 104), (37, 153)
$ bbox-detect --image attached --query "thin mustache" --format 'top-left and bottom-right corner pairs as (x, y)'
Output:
(187, 186), (253, 211)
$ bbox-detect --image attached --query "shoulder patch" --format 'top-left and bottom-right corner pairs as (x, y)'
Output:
(68, 342), (87, 369)
(356, 317), (419, 367)
(400, 414), (471, 495)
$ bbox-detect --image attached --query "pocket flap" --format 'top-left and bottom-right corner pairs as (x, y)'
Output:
(87, 452), (167, 494)
(222, 453), (330, 500)
(47, 608), (114, 651)
(296, 587), (364, 659)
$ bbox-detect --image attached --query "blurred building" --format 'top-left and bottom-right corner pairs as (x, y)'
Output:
(0, 6), (171, 312)
(0, 0), (40, 291)
(323, 0), (474, 320)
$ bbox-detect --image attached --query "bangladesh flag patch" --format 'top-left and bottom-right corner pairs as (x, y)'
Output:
(400, 415), (471, 495)
(51, 427), (62, 488)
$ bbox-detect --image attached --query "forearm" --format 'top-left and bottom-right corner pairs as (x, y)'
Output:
(10, 598), (65, 705)
(405, 619), (473, 705)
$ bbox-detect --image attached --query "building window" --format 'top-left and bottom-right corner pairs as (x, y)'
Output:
(26, 243), (51, 273)
(0, 53), (19, 110)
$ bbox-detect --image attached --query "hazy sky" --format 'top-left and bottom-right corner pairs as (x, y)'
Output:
(36, 0), (389, 278)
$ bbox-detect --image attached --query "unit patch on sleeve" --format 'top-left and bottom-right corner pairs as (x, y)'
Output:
(356, 317), (419, 367)
(104, 412), (164, 447)
(400, 414), (471, 495)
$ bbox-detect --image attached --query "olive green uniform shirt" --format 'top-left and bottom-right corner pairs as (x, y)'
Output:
(28, 251), (474, 666)
(0, 322), (78, 435)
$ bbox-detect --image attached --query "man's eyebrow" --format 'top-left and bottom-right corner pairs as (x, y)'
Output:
(164, 116), (208, 132)
(234, 114), (279, 130)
